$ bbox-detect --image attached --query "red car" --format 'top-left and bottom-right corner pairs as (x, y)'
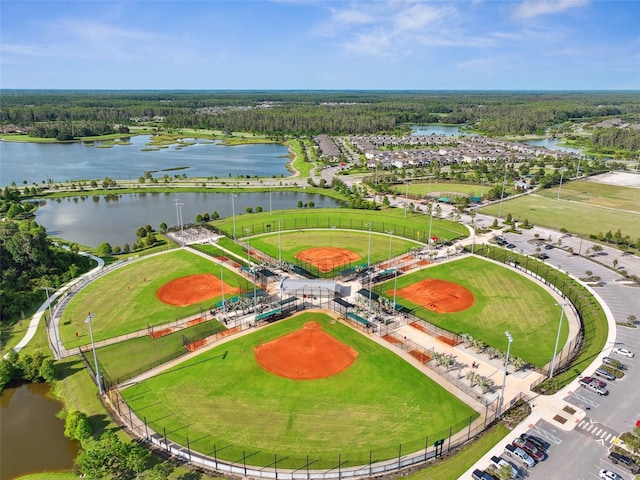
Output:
(584, 376), (606, 388)
(513, 437), (545, 462)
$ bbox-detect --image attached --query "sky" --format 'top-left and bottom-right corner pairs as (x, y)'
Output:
(1, 0), (639, 90)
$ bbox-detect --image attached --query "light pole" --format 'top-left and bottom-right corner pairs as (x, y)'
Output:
(557, 168), (565, 200)
(392, 269), (398, 312)
(470, 210), (477, 255)
(174, 199), (184, 246)
(220, 263), (226, 314)
(498, 331), (513, 418)
(84, 313), (102, 394)
(366, 222), (373, 321)
(550, 303), (566, 378)
(497, 162), (508, 220)
(245, 228), (257, 314)
(41, 286), (59, 357)
(278, 219), (283, 263)
(269, 186), (272, 215)
(231, 193), (238, 241)
(427, 201), (434, 249)
(367, 222), (373, 267)
(387, 231), (394, 268)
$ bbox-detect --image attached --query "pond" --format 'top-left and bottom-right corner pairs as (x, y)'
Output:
(0, 383), (79, 479)
(410, 125), (467, 136)
(520, 138), (581, 153)
(0, 135), (291, 187)
(36, 191), (343, 248)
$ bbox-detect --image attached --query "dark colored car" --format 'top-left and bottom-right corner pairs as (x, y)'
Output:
(595, 368), (615, 381)
(583, 376), (606, 388)
(512, 438), (545, 462)
(544, 244), (554, 250)
(608, 451), (640, 474)
(520, 433), (549, 452)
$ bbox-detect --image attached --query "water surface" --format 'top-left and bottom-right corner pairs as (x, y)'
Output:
(0, 383), (79, 480)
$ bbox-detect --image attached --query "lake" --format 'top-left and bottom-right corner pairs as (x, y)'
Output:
(36, 191), (343, 248)
(520, 138), (581, 153)
(411, 125), (466, 136)
(0, 383), (79, 480)
(0, 135), (291, 186)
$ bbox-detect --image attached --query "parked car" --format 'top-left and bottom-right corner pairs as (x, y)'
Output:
(599, 469), (624, 480)
(472, 469), (497, 480)
(504, 444), (535, 468)
(490, 455), (519, 478)
(602, 357), (625, 369)
(608, 451), (640, 474)
(579, 378), (608, 395)
(506, 243), (516, 249)
(612, 347), (634, 358)
(512, 438), (545, 462)
(544, 244), (554, 250)
(583, 376), (606, 388)
(519, 433), (549, 452)
(537, 253), (550, 259)
(595, 368), (615, 381)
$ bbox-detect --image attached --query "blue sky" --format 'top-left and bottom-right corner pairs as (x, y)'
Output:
(1, 0), (639, 90)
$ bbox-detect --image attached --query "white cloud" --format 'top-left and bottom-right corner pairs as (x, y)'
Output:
(512, 0), (589, 19)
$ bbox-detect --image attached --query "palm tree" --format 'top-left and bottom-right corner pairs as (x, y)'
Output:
(473, 339), (486, 353)
(466, 370), (478, 387)
(432, 352), (445, 366)
(442, 355), (455, 372)
(511, 357), (526, 372)
(486, 346), (499, 360)
(477, 376), (495, 394)
(460, 333), (474, 348)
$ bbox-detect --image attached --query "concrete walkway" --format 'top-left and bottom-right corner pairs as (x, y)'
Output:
(10, 251), (104, 357)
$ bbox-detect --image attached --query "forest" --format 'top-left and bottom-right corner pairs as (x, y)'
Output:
(1, 90), (639, 143)
(0, 187), (95, 330)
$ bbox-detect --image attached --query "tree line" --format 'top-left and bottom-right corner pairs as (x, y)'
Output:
(2, 90), (639, 141)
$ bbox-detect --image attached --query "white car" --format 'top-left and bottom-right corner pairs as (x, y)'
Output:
(612, 347), (634, 358)
(599, 470), (624, 480)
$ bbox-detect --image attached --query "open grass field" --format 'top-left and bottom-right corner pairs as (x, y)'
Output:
(402, 182), (498, 198)
(212, 207), (469, 244)
(122, 312), (477, 469)
(536, 179), (640, 212)
(376, 257), (564, 366)
(96, 319), (226, 383)
(480, 193), (640, 240)
(59, 250), (255, 348)
(249, 230), (418, 274)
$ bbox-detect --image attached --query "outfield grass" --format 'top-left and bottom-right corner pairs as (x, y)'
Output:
(376, 257), (564, 366)
(59, 250), (255, 348)
(212, 207), (469, 244)
(536, 179), (640, 212)
(96, 319), (226, 383)
(122, 312), (477, 469)
(480, 192), (640, 240)
(249, 230), (418, 274)
(407, 424), (510, 480)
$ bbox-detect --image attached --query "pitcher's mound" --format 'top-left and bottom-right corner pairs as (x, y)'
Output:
(254, 321), (358, 380)
(157, 273), (239, 307)
(395, 279), (474, 313)
(295, 247), (360, 273)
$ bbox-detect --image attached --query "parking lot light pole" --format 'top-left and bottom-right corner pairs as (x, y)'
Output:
(498, 331), (513, 418)
(550, 303), (566, 378)
(84, 313), (102, 394)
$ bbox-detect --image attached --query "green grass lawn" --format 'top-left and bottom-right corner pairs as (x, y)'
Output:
(402, 182), (498, 198)
(212, 207), (469, 244)
(249, 230), (418, 275)
(376, 257), (564, 366)
(480, 192), (640, 240)
(407, 424), (510, 480)
(60, 250), (255, 348)
(122, 312), (477, 469)
(537, 178), (640, 212)
(96, 319), (226, 383)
